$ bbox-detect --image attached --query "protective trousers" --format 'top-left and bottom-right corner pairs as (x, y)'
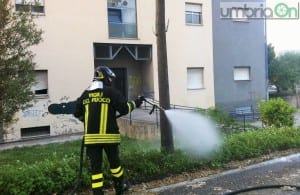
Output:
(87, 144), (124, 195)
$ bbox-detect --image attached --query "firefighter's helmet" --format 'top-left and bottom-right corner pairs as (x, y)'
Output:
(94, 66), (116, 86)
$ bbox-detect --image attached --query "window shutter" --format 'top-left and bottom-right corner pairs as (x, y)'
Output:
(185, 3), (202, 12)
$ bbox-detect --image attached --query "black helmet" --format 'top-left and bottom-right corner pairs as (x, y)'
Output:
(94, 66), (116, 86)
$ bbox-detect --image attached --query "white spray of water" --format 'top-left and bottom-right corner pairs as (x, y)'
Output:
(165, 109), (223, 157)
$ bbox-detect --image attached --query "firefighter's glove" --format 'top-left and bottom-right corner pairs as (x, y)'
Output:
(134, 96), (144, 108)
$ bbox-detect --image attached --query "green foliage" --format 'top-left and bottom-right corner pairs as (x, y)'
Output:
(257, 98), (297, 127)
(220, 127), (300, 161)
(269, 50), (300, 92)
(197, 107), (254, 133)
(268, 44), (276, 67)
(198, 107), (234, 127)
(1, 128), (300, 194)
(0, 0), (42, 126)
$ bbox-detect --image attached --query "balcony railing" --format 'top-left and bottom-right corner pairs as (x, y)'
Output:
(108, 22), (137, 39)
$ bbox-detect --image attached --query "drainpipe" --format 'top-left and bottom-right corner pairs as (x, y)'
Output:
(0, 121), (3, 143)
(264, 6), (269, 101)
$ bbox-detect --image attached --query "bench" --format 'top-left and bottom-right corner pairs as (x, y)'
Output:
(230, 106), (259, 121)
(235, 106), (252, 115)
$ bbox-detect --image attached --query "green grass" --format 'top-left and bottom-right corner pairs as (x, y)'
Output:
(0, 127), (300, 195)
(0, 140), (82, 167)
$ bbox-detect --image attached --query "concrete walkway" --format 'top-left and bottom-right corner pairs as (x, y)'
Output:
(0, 132), (83, 151)
(150, 153), (300, 195)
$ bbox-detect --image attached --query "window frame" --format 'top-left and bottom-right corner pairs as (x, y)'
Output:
(233, 66), (251, 81)
(15, 0), (45, 14)
(185, 3), (203, 25)
(107, 0), (137, 39)
(31, 69), (49, 98)
(187, 67), (204, 90)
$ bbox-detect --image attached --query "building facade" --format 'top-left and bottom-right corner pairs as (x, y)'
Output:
(212, 0), (268, 111)
(5, 0), (216, 142)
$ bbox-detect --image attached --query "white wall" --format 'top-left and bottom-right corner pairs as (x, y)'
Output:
(6, 0), (214, 141)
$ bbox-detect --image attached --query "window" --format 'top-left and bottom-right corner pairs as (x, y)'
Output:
(31, 70), (48, 96)
(15, 0), (45, 14)
(94, 44), (111, 59)
(234, 67), (250, 81)
(185, 3), (202, 25)
(108, 8), (122, 23)
(107, 0), (137, 38)
(137, 46), (151, 60)
(125, 45), (152, 60)
(187, 67), (204, 89)
(21, 126), (50, 139)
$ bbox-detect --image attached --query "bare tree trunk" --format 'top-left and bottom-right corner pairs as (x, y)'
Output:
(0, 121), (3, 143)
(156, 0), (174, 152)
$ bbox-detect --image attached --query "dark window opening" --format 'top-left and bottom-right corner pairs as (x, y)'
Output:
(31, 5), (44, 13)
(15, 4), (44, 13)
(21, 126), (50, 139)
(94, 43), (152, 61)
(137, 46), (151, 59)
(95, 45), (110, 59)
(35, 89), (48, 95)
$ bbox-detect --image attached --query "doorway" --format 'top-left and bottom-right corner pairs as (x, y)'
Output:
(111, 68), (127, 98)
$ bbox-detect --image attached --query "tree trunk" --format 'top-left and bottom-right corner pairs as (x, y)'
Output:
(0, 121), (3, 143)
(156, 0), (174, 152)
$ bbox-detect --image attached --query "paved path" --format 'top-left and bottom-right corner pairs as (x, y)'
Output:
(0, 132), (83, 151)
(150, 153), (300, 195)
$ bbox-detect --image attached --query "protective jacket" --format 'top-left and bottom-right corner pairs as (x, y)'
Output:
(74, 81), (137, 145)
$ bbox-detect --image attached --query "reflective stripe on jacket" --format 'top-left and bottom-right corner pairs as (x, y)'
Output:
(74, 81), (136, 144)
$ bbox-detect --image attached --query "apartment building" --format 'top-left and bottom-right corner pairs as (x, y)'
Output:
(212, 0), (267, 111)
(5, 0), (215, 141)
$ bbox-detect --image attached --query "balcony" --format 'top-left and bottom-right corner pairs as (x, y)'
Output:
(108, 22), (137, 39)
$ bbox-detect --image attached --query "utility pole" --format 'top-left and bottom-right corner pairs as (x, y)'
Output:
(0, 121), (3, 143)
(155, 0), (174, 152)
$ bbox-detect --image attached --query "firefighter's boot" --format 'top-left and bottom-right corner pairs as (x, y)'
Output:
(114, 179), (130, 195)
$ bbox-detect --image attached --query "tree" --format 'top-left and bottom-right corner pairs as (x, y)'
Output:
(270, 52), (300, 92)
(267, 43), (276, 67)
(155, 0), (174, 152)
(0, 0), (42, 141)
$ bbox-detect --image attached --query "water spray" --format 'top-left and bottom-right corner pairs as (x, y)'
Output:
(142, 97), (222, 157)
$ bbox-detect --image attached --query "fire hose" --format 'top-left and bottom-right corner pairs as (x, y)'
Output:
(223, 184), (300, 195)
(69, 137), (85, 195)
(142, 97), (165, 114)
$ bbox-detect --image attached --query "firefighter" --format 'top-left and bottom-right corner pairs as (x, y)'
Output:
(74, 66), (144, 195)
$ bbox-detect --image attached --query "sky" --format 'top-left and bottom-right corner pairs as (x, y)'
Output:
(266, 0), (300, 54)
(267, 19), (300, 54)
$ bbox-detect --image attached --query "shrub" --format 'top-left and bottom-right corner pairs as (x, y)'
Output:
(203, 107), (234, 126)
(257, 98), (297, 127)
